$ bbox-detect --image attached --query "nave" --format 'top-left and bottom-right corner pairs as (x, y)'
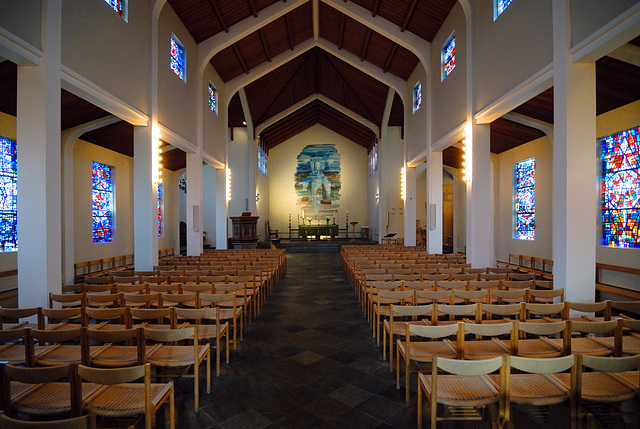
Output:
(160, 252), (572, 429)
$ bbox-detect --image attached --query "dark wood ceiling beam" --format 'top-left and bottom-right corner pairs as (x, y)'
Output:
(258, 29), (272, 62)
(284, 15), (294, 50)
(401, 0), (419, 32)
(372, 0), (381, 17)
(383, 44), (398, 73)
(338, 14), (345, 50)
(247, 0), (257, 17)
(360, 28), (371, 61)
(206, 0), (229, 33)
(232, 44), (249, 74)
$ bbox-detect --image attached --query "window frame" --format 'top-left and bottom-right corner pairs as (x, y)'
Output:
(0, 136), (17, 252)
(441, 32), (456, 81)
(170, 32), (186, 82)
(412, 81), (422, 114)
(208, 82), (218, 115)
(92, 161), (116, 244)
(513, 157), (535, 241)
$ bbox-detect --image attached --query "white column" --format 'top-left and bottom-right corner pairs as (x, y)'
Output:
(552, 0), (597, 302)
(427, 150), (443, 254)
(216, 168), (228, 249)
(466, 123), (493, 267)
(186, 153), (204, 256)
(403, 166), (417, 246)
(17, 0), (62, 307)
(133, 125), (157, 270)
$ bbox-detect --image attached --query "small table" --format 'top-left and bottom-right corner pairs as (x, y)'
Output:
(350, 222), (358, 242)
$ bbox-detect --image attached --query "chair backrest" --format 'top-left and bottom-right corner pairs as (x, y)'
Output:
(437, 280), (468, 291)
(82, 284), (114, 293)
(0, 412), (95, 429)
(507, 354), (575, 374)
(526, 288), (564, 303)
(508, 272), (535, 281)
(143, 325), (195, 343)
(501, 280), (533, 290)
(462, 321), (513, 338)
(82, 306), (129, 326)
(130, 307), (171, 324)
(479, 303), (523, 321)
(491, 289), (526, 304)
(199, 292), (236, 307)
(422, 273), (449, 281)
(434, 355), (503, 376)
(468, 280), (501, 291)
(581, 352), (640, 373)
(31, 327), (81, 344)
(78, 362), (147, 385)
(435, 303), (479, 323)
(84, 275), (113, 285)
(415, 290), (451, 303)
(565, 301), (609, 320)
(534, 280), (554, 290)
(0, 307), (42, 328)
(41, 307), (82, 324)
(407, 322), (459, 339)
(114, 284), (146, 294)
(451, 273), (478, 281)
(524, 302), (565, 320)
(480, 273), (507, 281)
(402, 280), (435, 291)
(113, 276), (140, 285)
(453, 289), (489, 304)
(85, 292), (121, 307)
(377, 289), (414, 304)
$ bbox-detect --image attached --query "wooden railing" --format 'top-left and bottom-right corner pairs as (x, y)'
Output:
(595, 263), (640, 300)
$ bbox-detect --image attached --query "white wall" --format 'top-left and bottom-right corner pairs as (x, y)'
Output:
(202, 63), (226, 163)
(268, 125), (368, 234)
(202, 164), (217, 248)
(570, 0), (638, 48)
(380, 126), (405, 239)
(0, 1), (42, 53)
(416, 162), (427, 230)
(228, 127), (251, 218)
(405, 64), (428, 162)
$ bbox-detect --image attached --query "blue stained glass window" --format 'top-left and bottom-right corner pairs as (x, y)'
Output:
(258, 144), (267, 177)
(157, 183), (164, 238)
(208, 82), (217, 115)
(495, 0), (514, 20)
(413, 82), (422, 113)
(170, 34), (186, 82)
(442, 35), (455, 81)
(601, 126), (640, 248)
(92, 161), (114, 243)
(0, 137), (17, 252)
(104, 0), (122, 16)
(368, 142), (378, 177)
(514, 158), (535, 240)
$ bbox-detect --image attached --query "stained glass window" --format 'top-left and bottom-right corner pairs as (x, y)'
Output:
(514, 158), (535, 240)
(258, 143), (267, 177)
(104, 0), (122, 16)
(208, 82), (217, 115)
(413, 81), (422, 113)
(92, 161), (114, 243)
(157, 183), (164, 238)
(170, 33), (186, 82)
(0, 137), (17, 252)
(368, 141), (378, 177)
(495, 0), (514, 19)
(442, 34), (455, 81)
(601, 126), (640, 248)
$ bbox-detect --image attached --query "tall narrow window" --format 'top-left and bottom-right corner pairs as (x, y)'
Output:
(157, 183), (164, 238)
(368, 140), (378, 176)
(0, 137), (17, 252)
(413, 81), (422, 113)
(103, 0), (127, 21)
(601, 126), (640, 248)
(514, 158), (535, 240)
(258, 142), (267, 177)
(170, 33), (186, 82)
(441, 33), (455, 81)
(494, 0), (514, 20)
(92, 161), (114, 243)
(208, 82), (218, 115)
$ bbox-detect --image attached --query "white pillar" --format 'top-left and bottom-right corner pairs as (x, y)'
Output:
(186, 153), (203, 256)
(552, 0), (597, 302)
(404, 166), (417, 246)
(17, 0), (62, 307)
(216, 168), (228, 249)
(466, 123), (493, 267)
(427, 151), (443, 254)
(133, 125), (157, 270)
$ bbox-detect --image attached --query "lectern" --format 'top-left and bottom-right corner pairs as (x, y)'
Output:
(230, 212), (259, 249)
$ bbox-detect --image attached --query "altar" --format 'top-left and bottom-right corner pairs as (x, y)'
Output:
(298, 224), (338, 240)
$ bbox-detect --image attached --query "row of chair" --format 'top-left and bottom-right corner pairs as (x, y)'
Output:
(418, 352), (640, 429)
(73, 254), (135, 283)
(497, 252), (554, 278)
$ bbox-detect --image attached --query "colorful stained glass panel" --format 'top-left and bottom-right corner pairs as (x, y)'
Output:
(601, 126), (640, 248)
(413, 82), (422, 112)
(104, 0), (122, 16)
(442, 36), (455, 80)
(170, 34), (185, 81)
(514, 158), (535, 240)
(0, 137), (17, 252)
(495, 0), (514, 19)
(92, 161), (114, 243)
(208, 82), (217, 115)
(157, 183), (164, 238)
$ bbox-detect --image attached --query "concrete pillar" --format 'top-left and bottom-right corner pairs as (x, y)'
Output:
(186, 153), (203, 256)
(427, 151), (444, 254)
(133, 125), (157, 270)
(404, 166), (417, 246)
(466, 123), (493, 267)
(216, 168), (228, 249)
(17, 0), (62, 307)
(552, 0), (597, 302)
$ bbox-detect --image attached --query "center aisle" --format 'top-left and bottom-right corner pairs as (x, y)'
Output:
(178, 251), (416, 429)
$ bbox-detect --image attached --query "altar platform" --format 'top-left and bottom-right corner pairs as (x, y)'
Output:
(271, 238), (379, 253)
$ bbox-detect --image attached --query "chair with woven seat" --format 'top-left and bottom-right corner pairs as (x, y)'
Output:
(491, 289), (527, 305)
(82, 307), (130, 330)
(228, 275), (260, 320)
(41, 308), (83, 330)
(458, 321), (512, 360)
(562, 319), (621, 357)
(77, 363), (174, 429)
(200, 292), (241, 350)
(597, 318), (640, 356)
(129, 307), (172, 329)
(478, 303), (523, 324)
(215, 282), (252, 327)
(564, 301), (610, 322)
(453, 289), (490, 305)
(172, 306), (229, 376)
(1, 363), (99, 419)
(0, 328), (35, 366)
(434, 303), (479, 325)
(384, 304), (434, 370)
(49, 293), (85, 309)
(84, 292), (121, 308)
(523, 302), (565, 322)
(122, 292), (162, 310)
(510, 320), (569, 358)
(501, 354), (578, 429)
(526, 288), (564, 303)
(31, 327), (85, 366)
(0, 307), (42, 330)
(81, 326), (146, 368)
(0, 412), (96, 429)
(373, 289), (415, 343)
(396, 322), (459, 403)
(141, 326), (209, 412)
(417, 355), (503, 429)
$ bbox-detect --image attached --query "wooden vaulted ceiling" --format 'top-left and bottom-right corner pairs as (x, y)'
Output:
(0, 3), (639, 172)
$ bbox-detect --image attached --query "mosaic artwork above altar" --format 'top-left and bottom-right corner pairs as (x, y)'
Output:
(294, 144), (341, 221)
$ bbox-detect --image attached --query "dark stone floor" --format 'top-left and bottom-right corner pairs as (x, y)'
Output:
(148, 252), (622, 429)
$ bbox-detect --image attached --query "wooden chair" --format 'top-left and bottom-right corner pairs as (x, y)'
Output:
(396, 323), (459, 403)
(214, 283), (250, 331)
(0, 413), (96, 429)
(524, 302), (565, 322)
(564, 319), (621, 356)
(527, 288), (564, 303)
(433, 303), (479, 325)
(84, 292), (121, 308)
(200, 292), (241, 350)
(0, 328), (35, 366)
(49, 293), (84, 309)
(82, 326), (145, 368)
(511, 320), (569, 358)
(452, 289), (490, 305)
(366, 280), (403, 325)
(0, 307), (42, 330)
(457, 321), (512, 360)
(384, 304), (434, 370)
(141, 326), (209, 412)
(31, 327), (85, 366)
(373, 289), (414, 343)
(129, 307), (172, 329)
(417, 355), (503, 429)
(491, 289), (526, 305)
(477, 303), (523, 324)
(597, 318), (640, 355)
(41, 308), (83, 330)
(77, 363), (174, 429)
(122, 292), (162, 309)
(501, 354), (578, 429)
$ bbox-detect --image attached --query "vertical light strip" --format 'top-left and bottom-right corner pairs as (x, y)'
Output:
(153, 126), (163, 184)
(226, 168), (232, 202)
(461, 125), (471, 183)
(401, 166), (406, 201)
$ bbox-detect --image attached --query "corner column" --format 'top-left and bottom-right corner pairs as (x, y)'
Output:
(427, 150), (443, 254)
(133, 125), (158, 270)
(186, 153), (204, 256)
